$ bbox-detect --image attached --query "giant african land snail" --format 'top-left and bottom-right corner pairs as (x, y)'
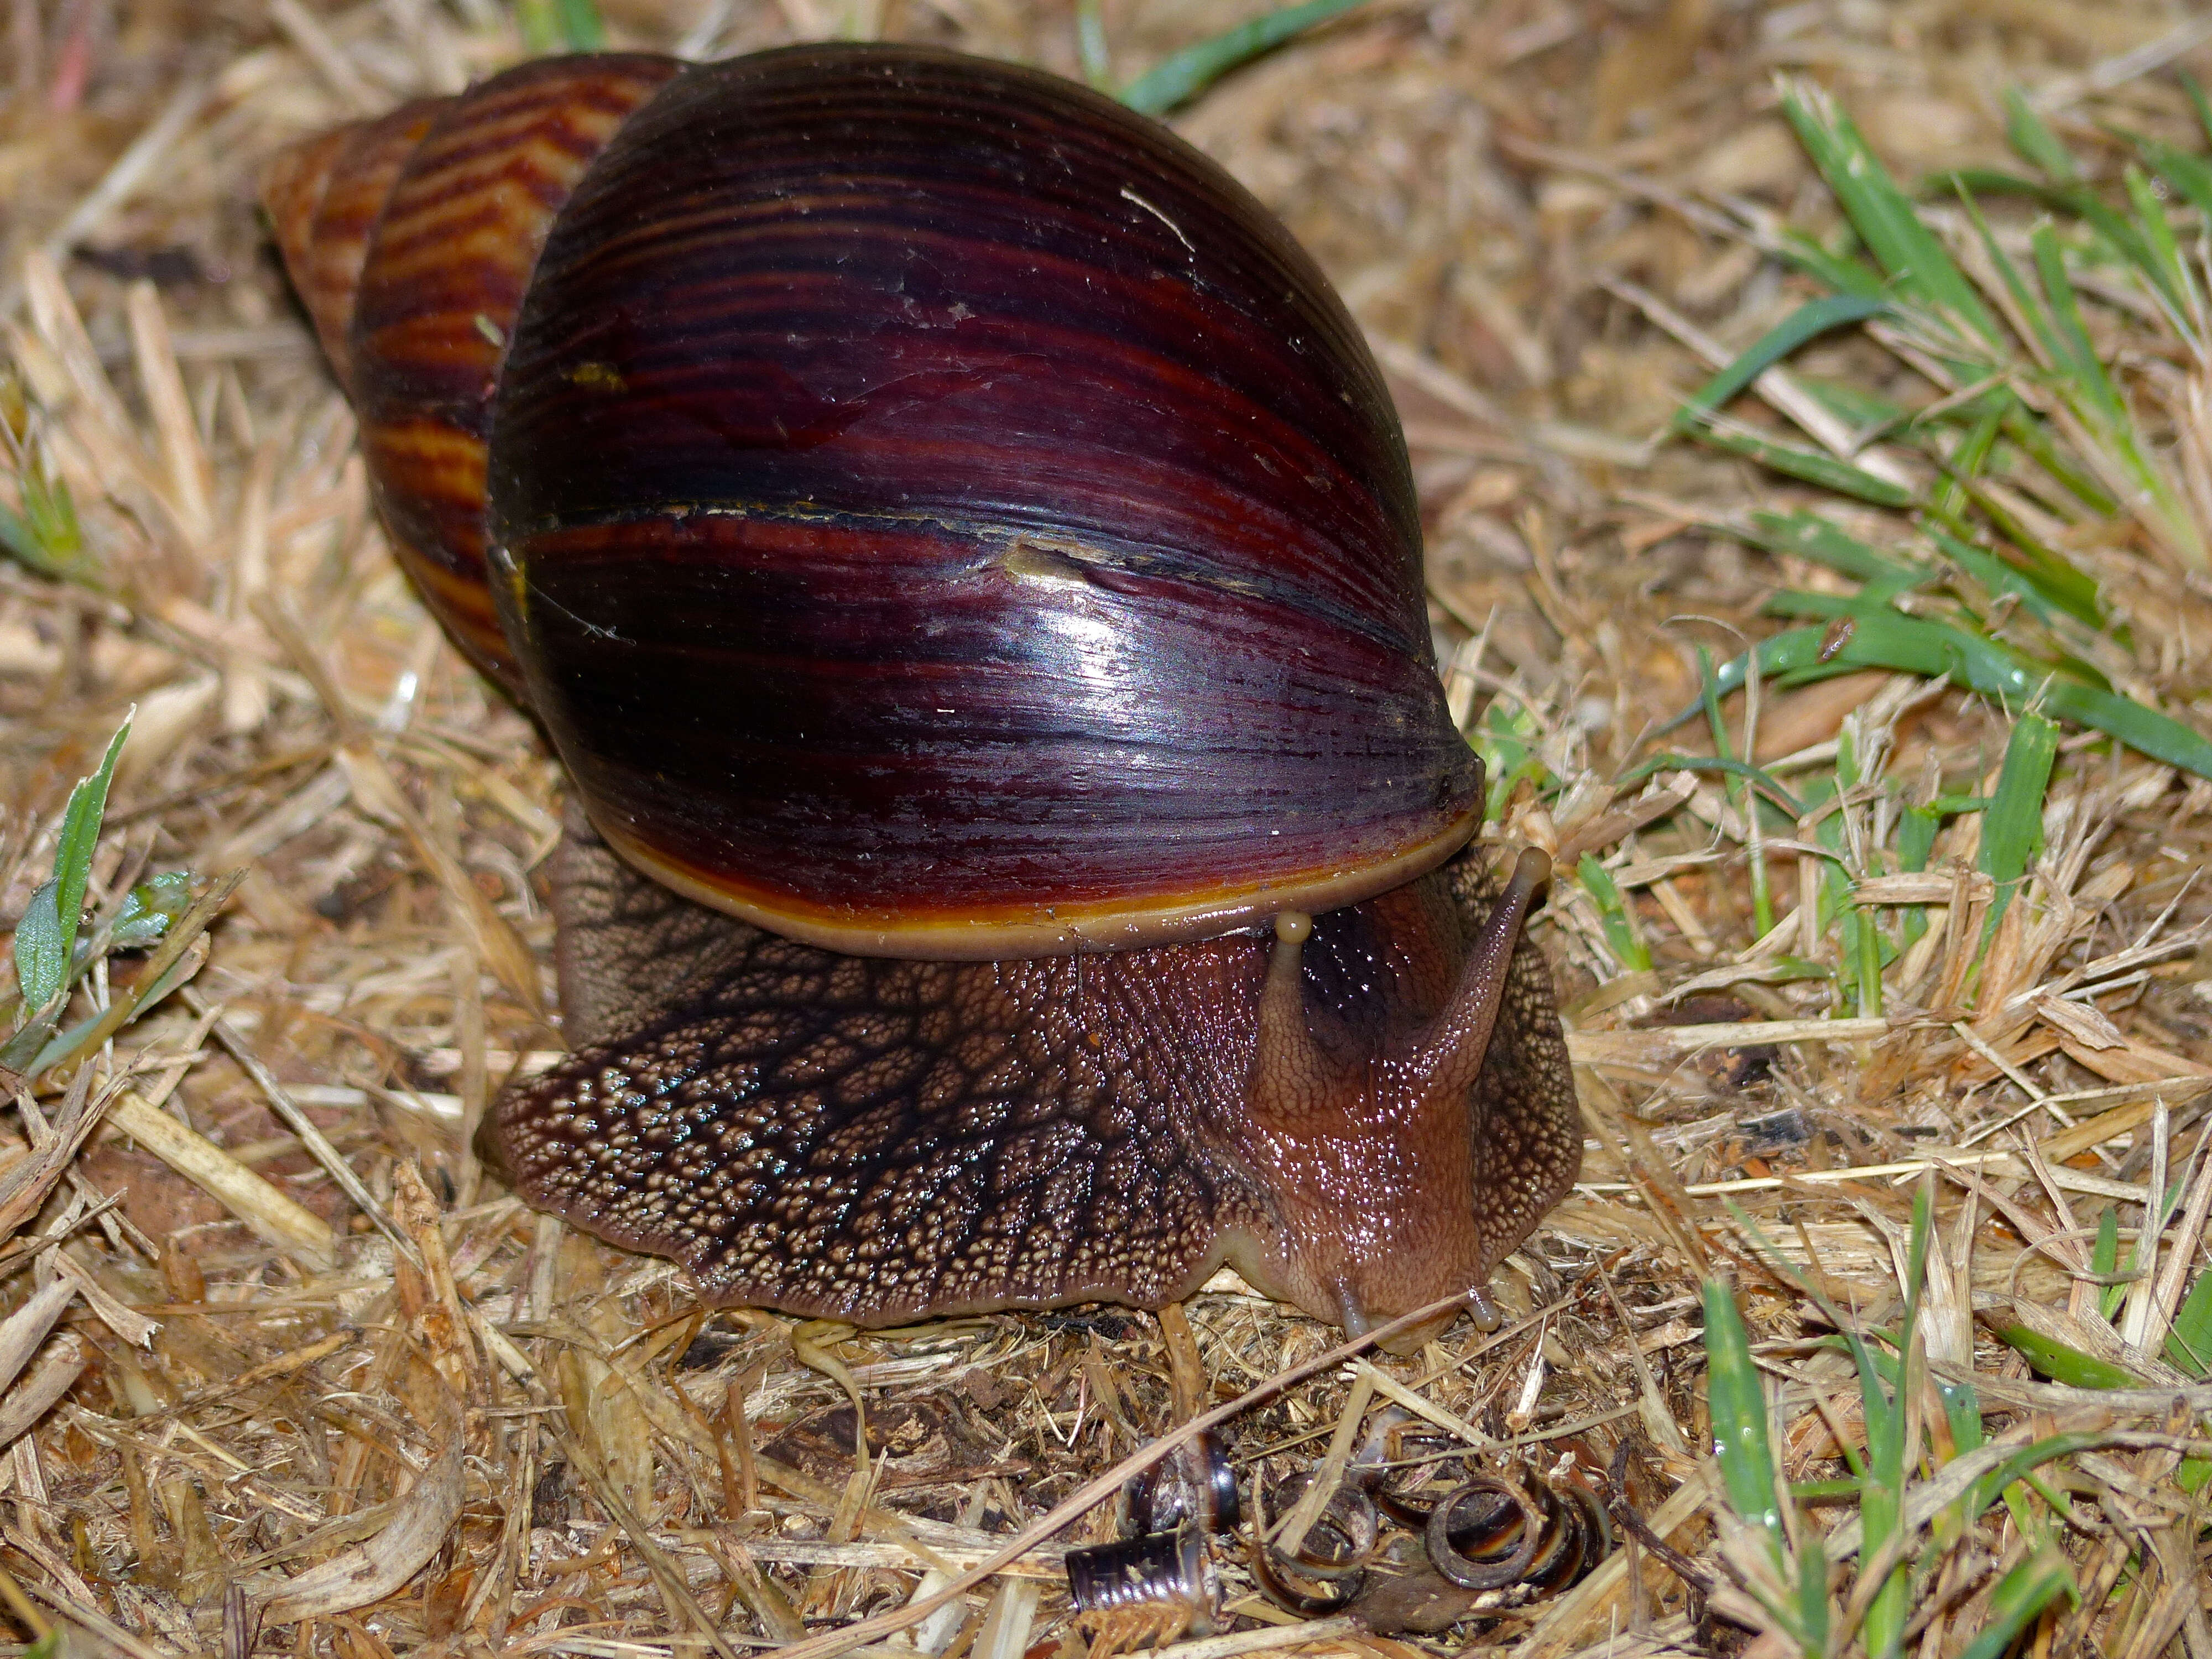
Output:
(260, 43), (1580, 1336)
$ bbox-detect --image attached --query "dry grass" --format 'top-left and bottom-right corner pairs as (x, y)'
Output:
(0, 0), (2209, 1656)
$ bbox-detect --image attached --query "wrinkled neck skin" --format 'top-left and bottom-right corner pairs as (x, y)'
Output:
(1219, 851), (1549, 1343)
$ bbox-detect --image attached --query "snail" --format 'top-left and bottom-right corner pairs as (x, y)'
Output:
(260, 42), (1580, 1336)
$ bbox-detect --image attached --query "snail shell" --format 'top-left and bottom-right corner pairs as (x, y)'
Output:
(262, 44), (1579, 1333)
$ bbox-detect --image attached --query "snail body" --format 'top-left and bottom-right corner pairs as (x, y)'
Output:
(263, 43), (1579, 1333)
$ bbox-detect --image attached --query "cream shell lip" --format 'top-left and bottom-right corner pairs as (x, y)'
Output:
(593, 803), (1484, 962)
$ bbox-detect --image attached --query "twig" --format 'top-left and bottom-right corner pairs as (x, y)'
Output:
(36, 79), (212, 270)
(1129, 1614), (1363, 1659)
(547, 1418), (746, 1659)
(185, 987), (421, 1270)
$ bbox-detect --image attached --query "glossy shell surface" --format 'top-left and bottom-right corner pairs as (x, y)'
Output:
(483, 45), (1479, 956)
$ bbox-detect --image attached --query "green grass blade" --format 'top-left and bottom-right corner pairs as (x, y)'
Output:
(2143, 1248), (2211, 1486)
(1698, 643), (1731, 762)
(0, 463), (91, 584)
(1932, 400), (2003, 520)
(1976, 1432), (2123, 1500)
(1853, 1187), (1929, 1659)
(515, 0), (556, 49)
(1898, 805), (1940, 873)
(2017, 216), (2204, 567)
(2132, 132), (2212, 223)
(12, 716), (129, 1016)
(0, 968), (67, 1071)
(1923, 527), (2083, 635)
(25, 869), (242, 1077)
(2164, 1269), (2212, 1379)
(1697, 643), (1777, 934)
(1741, 508), (1930, 587)
(512, 0), (601, 48)
(1119, 0), (1368, 114)
(51, 718), (129, 973)
(1859, 1452), (1907, 1657)
(2000, 405), (2120, 515)
(2183, 71), (2212, 148)
(1902, 1185), (1932, 1337)
(554, 0), (602, 48)
(1896, 804), (1941, 949)
(1747, 603), (2212, 779)
(1577, 855), (1651, 973)
(1702, 1280), (1786, 1568)
(2034, 677), (2212, 777)
(1076, 0), (1113, 87)
(2031, 226), (2127, 424)
(2049, 194), (2173, 319)
(1942, 168), (2177, 318)
(0, 500), (29, 571)
(2094, 1207), (2122, 1321)
(30, 931), (196, 1074)
(1782, 81), (2000, 346)
(1776, 227), (1889, 300)
(1691, 422), (1919, 508)
(111, 870), (192, 951)
(2002, 87), (2079, 181)
(1937, 1378), (1985, 1457)
(0, 497), (51, 580)
(1941, 167), (2072, 199)
(1979, 709), (2058, 937)
(1953, 1546), (2076, 1659)
(1958, 191), (2067, 374)
(1929, 541), (2063, 634)
(1793, 1546), (1832, 1658)
(1692, 626), (1853, 701)
(1672, 293), (1890, 432)
(514, 0), (603, 49)
(1470, 699), (1551, 817)
(2122, 165), (2200, 333)
(9, 880), (65, 1024)
(1937, 482), (2112, 634)
(1991, 1324), (2136, 1389)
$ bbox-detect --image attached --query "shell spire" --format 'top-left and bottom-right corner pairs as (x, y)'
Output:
(260, 100), (444, 395)
(259, 55), (682, 693)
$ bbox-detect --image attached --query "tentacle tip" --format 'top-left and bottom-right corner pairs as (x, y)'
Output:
(1333, 1278), (1371, 1337)
(472, 1109), (515, 1183)
(1509, 846), (1552, 896)
(1274, 910), (1313, 945)
(1465, 1283), (1503, 1333)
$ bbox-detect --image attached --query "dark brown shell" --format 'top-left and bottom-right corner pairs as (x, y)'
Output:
(267, 45), (1480, 957)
